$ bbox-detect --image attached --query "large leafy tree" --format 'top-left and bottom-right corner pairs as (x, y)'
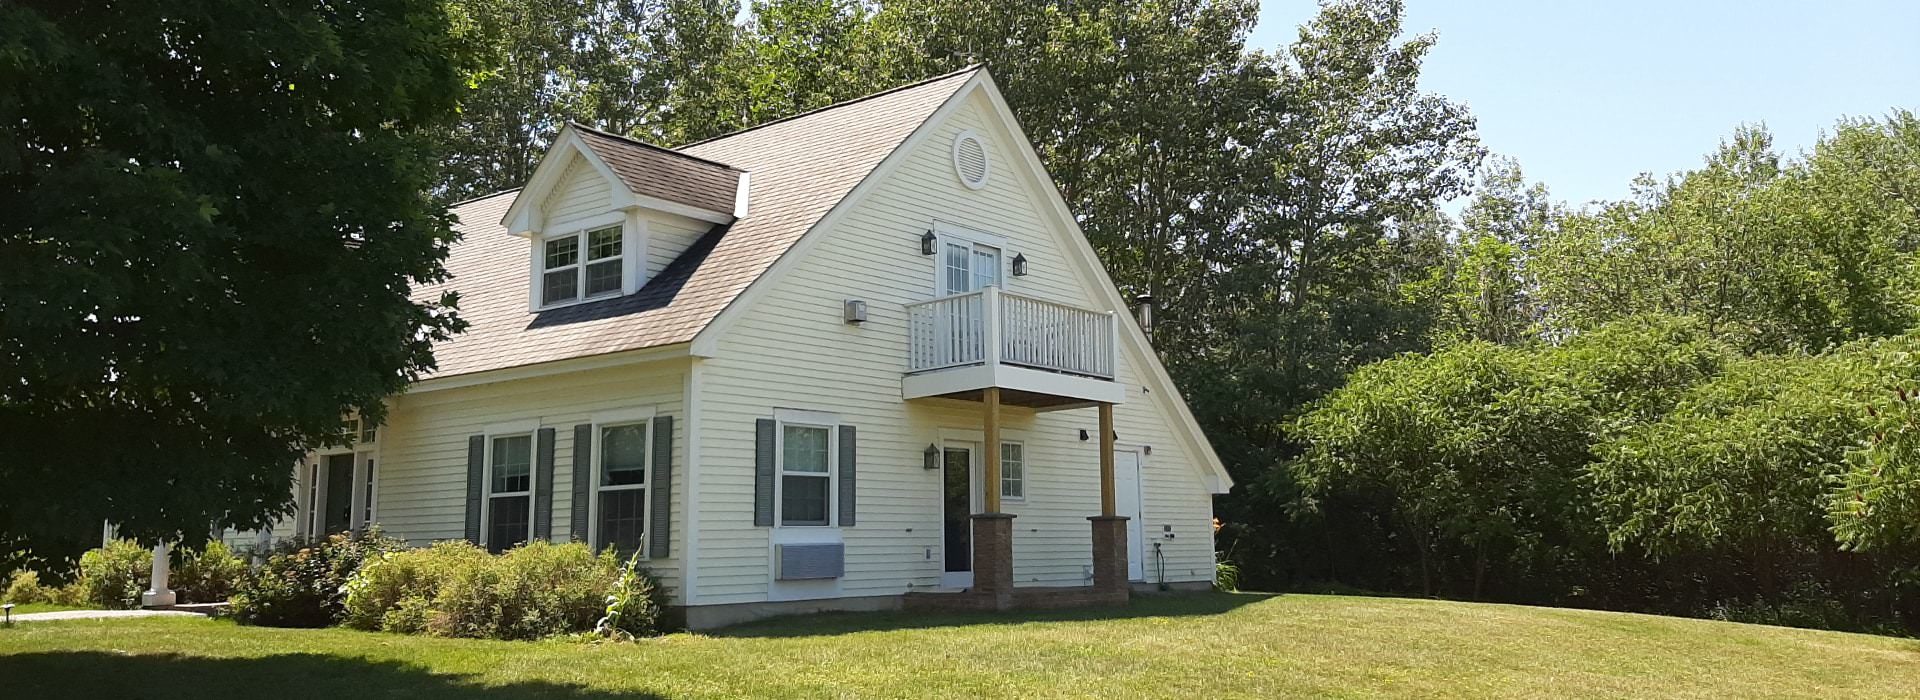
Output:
(1532, 114), (1920, 353)
(0, 1), (466, 551)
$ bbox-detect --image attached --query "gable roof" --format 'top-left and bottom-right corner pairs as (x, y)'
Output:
(571, 124), (742, 215)
(419, 67), (980, 380)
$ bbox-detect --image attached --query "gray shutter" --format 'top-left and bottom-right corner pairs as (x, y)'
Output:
(533, 427), (556, 541)
(464, 435), (485, 544)
(838, 425), (856, 527)
(570, 424), (592, 544)
(754, 418), (776, 527)
(649, 415), (674, 558)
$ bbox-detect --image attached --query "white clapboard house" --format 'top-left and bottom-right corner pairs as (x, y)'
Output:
(237, 67), (1233, 628)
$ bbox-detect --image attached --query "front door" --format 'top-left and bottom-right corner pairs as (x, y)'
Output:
(941, 445), (974, 589)
(323, 453), (356, 536)
(1116, 451), (1145, 581)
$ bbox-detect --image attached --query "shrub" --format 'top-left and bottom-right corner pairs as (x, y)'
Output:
(232, 528), (404, 627)
(596, 551), (664, 639)
(75, 539), (152, 609)
(4, 570), (50, 604)
(47, 582), (88, 607)
(431, 541), (618, 640)
(1214, 557), (1241, 593)
(342, 541), (490, 633)
(174, 541), (248, 604)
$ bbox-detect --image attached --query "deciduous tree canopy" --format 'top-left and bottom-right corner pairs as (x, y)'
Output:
(0, 0), (467, 551)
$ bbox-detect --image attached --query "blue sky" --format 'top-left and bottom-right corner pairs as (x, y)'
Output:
(1249, 1), (1920, 208)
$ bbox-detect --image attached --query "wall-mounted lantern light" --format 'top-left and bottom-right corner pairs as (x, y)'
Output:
(1011, 253), (1028, 277)
(1079, 429), (1089, 442)
(921, 230), (938, 255)
(923, 443), (940, 470)
(843, 299), (868, 324)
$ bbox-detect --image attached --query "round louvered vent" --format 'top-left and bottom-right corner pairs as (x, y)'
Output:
(951, 129), (990, 190)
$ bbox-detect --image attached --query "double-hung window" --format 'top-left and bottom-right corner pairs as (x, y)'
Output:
(486, 434), (534, 553)
(540, 224), (624, 307)
(595, 422), (650, 555)
(1000, 442), (1024, 501)
(779, 423), (834, 526)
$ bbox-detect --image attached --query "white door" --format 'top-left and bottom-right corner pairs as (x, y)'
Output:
(1116, 451), (1145, 581)
(939, 238), (1002, 296)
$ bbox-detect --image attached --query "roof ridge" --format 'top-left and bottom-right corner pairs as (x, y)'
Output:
(674, 64), (982, 151)
(447, 187), (522, 208)
(569, 122), (745, 172)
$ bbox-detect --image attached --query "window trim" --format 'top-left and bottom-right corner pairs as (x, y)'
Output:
(772, 409), (840, 528)
(929, 221), (1009, 297)
(481, 429), (538, 552)
(588, 406), (657, 557)
(531, 211), (644, 311)
(999, 440), (1025, 502)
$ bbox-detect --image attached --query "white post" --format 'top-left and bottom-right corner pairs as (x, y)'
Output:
(983, 286), (1002, 367)
(142, 541), (176, 608)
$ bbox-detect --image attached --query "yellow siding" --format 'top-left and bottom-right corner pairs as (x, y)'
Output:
(694, 92), (1217, 604)
(373, 360), (691, 597)
(543, 156), (612, 228)
(643, 214), (707, 280)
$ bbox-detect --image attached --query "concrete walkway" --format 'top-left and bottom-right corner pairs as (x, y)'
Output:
(7, 609), (206, 623)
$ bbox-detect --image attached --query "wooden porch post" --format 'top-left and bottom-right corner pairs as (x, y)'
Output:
(983, 386), (1002, 513)
(1098, 402), (1116, 517)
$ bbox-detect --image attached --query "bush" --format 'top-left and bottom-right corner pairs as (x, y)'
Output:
(596, 551), (664, 640)
(340, 540), (659, 640)
(47, 582), (88, 607)
(432, 541), (619, 640)
(1214, 557), (1241, 593)
(342, 541), (490, 633)
(75, 539), (151, 609)
(232, 528), (404, 627)
(4, 570), (50, 604)
(174, 541), (248, 604)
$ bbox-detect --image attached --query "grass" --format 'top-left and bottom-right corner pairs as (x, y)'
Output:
(3, 603), (88, 616)
(0, 593), (1915, 698)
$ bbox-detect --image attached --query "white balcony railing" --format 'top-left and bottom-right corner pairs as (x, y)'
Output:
(906, 287), (1117, 379)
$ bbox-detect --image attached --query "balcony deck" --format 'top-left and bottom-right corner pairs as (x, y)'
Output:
(902, 287), (1124, 409)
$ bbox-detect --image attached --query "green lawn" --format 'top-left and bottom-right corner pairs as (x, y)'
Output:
(3, 603), (88, 616)
(1, 593), (1914, 698)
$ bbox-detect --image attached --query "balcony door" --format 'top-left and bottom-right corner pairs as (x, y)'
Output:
(940, 237), (1001, 296)
(934, 235), (1002, 370)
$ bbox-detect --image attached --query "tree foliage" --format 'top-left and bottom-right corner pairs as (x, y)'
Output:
(0, 1), (466, 551)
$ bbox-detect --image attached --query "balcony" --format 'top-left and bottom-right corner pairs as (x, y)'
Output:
(902, 287), (1125, 409)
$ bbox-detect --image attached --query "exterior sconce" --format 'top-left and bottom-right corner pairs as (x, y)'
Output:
(923, 443), (940, 470)
(1143, 445), (1152, 456)
(921, 229), (937, 255)
(843, 299), (868, 324)
(1011, 253), (1028, 277)
(1079, 429), (1089, 441)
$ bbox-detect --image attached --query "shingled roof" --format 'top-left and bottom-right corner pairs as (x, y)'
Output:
(420, 67), (980, 381)
(572, 124), (742, 215)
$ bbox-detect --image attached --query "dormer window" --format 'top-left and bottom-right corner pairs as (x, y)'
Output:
(541, 224), (624, 307)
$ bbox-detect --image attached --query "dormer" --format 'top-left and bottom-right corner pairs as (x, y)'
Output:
(500, 123), (748, 311)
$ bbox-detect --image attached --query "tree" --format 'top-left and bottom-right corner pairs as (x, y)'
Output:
(1419, 157), (1555, 346)
(0, 1), (467, 552)
(1289, 342), (1589, 598)
(1531, 114), (1920, 353)
(434, 0), (744, 201)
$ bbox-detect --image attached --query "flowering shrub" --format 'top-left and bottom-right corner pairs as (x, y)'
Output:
(174, 541), (248, 603)
(231, 528), (404, 627)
